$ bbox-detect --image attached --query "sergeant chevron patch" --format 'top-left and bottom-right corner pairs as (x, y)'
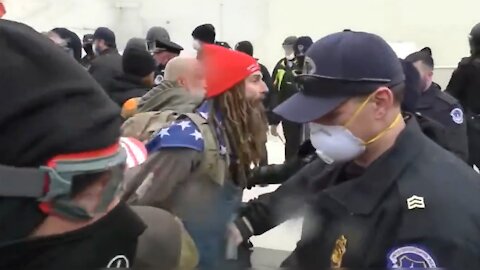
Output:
(406, 195), (425, 210)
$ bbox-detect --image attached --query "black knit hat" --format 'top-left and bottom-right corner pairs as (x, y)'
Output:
(405, 47), (434, 68)
(125, 37), (147, 51)
(235, 41), (254, 56)
(123, 48), (156, 77)
(192, 24), (216, 44)
(93, 27), (116, 48)
(0, 19), (121, 243)
(50, 27), (82, 62)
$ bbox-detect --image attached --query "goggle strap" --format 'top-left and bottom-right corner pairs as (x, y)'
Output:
(0, 164), (45, 197)
(0, 148), (126, 199)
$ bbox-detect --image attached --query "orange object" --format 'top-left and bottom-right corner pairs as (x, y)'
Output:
(121, 97), (139, 118)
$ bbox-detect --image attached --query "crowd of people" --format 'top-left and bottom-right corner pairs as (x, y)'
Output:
(3, 11), (480, 270)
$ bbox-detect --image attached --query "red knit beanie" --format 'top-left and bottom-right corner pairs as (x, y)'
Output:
(202, 44), (260, 98)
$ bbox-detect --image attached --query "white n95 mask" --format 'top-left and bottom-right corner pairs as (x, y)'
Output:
(308, 92), (403, 164)
(309, 123), (366, 164)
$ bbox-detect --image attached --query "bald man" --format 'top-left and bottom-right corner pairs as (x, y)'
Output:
(136, 57), (205, 113)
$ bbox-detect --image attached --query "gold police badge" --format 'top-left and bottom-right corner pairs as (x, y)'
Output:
(331, 235), (347, 268)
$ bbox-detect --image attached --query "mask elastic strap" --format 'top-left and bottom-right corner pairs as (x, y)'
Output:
(344, 94), (374, 127)
(364, 113), (403, 145)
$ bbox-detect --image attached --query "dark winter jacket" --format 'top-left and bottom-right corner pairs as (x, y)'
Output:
(89, 48), (122, 93)
(109, 73), (150, 107)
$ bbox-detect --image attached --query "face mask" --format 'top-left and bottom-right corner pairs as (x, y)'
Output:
(0, 202), (145, 269)
(193, 39), (201, 51)
(93, 44), (102, 56)
(284, 46), (295, 60)
(309, 94), (402, 164)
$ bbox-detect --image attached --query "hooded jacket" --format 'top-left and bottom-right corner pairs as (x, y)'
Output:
(109, 73), (150, 107)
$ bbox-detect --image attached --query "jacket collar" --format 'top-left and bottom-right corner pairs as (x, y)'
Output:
(100, 48), (118, 56)
(417, 83), (440, 109)
(323, 114), (427, 215)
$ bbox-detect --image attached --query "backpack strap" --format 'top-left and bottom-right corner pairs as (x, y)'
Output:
(184, 112), (227, 186)
(121, 110), (179, 143)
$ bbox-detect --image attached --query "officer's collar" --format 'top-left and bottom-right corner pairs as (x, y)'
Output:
(417, 84), (440, 109)
(322, 114), (427, 215)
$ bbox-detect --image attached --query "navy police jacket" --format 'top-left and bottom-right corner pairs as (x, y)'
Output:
(417, 83), (468, 161)
(281, 116), (480, 269)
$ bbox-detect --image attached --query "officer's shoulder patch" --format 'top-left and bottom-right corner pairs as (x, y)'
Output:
(387, 245), (437, 268)
(145, 118), (204, 153)
(450, 107), (464, 124)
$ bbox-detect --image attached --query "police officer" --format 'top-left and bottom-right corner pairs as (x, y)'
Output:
(235, 31), (480, 269)
(405, 48), (469, 161)
(150, 39), (184, 85)
(446, 22), (480, 167)
(146, 26), (183, 85)
(244, 59), (456, 189)
(271, 36), (303, 160)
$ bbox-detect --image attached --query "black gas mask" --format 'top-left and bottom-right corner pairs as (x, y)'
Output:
(83, 43), (94, 56)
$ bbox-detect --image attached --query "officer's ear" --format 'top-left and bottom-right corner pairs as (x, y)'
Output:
(371, 87), (396, 119)
(427, 69), (434, 78)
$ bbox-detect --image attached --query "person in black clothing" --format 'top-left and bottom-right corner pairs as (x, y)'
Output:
(235, 40), (274, 166)
(0, 19), (146, 269)
(192, 23), (216, 50)
(125, 37), (147, 52)
(109, 48), (156, 107)
(81, 34), (95, 68)
(292, 36), (314, 75)
(231, 31), (480, 269)
(271, 36), (303, 161)
(88, 27), (122, 92)
(446, 22), (480, 167)
(146, 26), (170, 52)
(405, 48), (469, 162)
(47, 27), (82, 63)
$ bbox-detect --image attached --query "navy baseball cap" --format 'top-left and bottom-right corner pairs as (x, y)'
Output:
(274, 31), (405, 123)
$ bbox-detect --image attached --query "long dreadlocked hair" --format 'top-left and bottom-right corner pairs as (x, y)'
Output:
(213, 81), (268, 171)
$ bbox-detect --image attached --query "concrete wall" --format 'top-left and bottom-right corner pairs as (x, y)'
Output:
(3, 0), (478, 83)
